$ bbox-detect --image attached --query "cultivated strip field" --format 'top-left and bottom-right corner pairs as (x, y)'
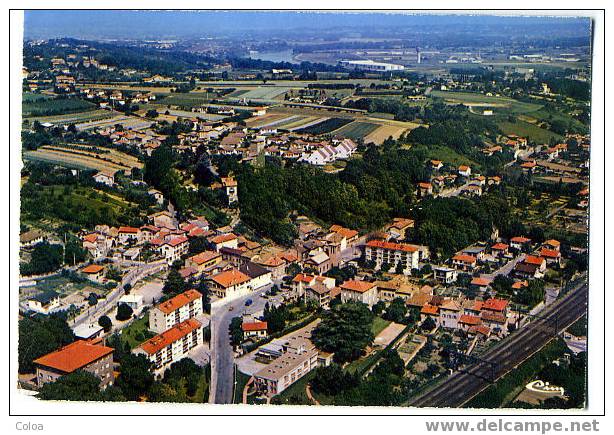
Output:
(24, 144), (142, 174)
(332, 121), (380, 140)
(365, 124), (410, 144)
(26, 109), (115, 125)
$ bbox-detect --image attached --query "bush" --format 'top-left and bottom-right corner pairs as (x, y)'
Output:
(116, 303), (134, 321)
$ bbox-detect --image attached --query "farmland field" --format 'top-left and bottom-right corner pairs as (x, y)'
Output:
(333, 121), (380, 140)
(364, 124), (410, 144)
(23, 144), (142, 174)
(430, 90), (542, 114)
(232, 86), (292, 100)
(26, 109), (116, 126)
(295, 117), (352, 135)
(497, 119), (563, 144)
(23, 96), (97, 117)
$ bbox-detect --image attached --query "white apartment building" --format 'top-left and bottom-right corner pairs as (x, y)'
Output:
(149, 288), (203, 334)
(157, 236), (189, 265)
(364, 239), (422, 275)
(134, 318), (203, 374)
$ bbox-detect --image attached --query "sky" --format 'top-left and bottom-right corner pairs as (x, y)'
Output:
(22, 11), (591, 41)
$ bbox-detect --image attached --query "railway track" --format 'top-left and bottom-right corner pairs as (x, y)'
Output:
(408, 280), (588, 408)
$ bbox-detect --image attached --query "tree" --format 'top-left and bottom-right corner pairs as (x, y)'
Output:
(116, 303), (134, 321)
(383, 297), (408, 324)
(145, 109), (159, 119)
(98, 315), (112, 333)
(115, 354), (154, 401)
(38, 371), (126, 401)
(421, 316), (436, 332)
(18, 315), (75, 373)
(311, 363), (358, 396)
(229, 317), (243, 347)
(263, 302), (288, 333)
(20, 242), (63, 276)
(312, 301), (374, 363)
(163, 268), (188, 295)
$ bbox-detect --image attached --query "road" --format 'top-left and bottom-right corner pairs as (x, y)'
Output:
(407, 276), (588, 408)
(438, 181), (472, 198)
(480, 254), (525, 281)
(208, 286), (272, 404)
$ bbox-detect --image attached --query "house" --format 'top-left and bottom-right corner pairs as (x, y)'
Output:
(451, 254), (477, 271)
(118, 294), (143, 311)
(20, 230), (45, 248)
(439, 299), (462, 329)
(514, 262), (542, 279)
(491, 243), (509, 257)
(540, 248), (561, 265)
(185, 250), (222, 275)
(386, 218), (414, 240)
(34, 340), (114, 389)
(305, 283), (340, 309)
(150, 211), (177, 230)
(209, 268), (253, 301)
(458, 314), (482, 332)
(431, 160), (443, 170)
(117, 226), (140, 244)
(209, 233), (239, 252)
(432, 266), (458, 284)
(221, 177), (238, 204)
(242, 321), (268, 340)
(239, 261), (273, 290)
(157, 236), (189, 265)
(364, 239), (423, 275)
(134, 318), (203, 373)
(470, 277), (491, 293)
(510, 236), (532, 251)
(420, 304), (440, 324)
(292, 273), (337, 308)
(543, 239), (561, 251)
(329, 224), (359, 245)
(339, 280), (378, 308)
(458, 165), (472, 177)
(417, 182), (433, 197)
(149, 289), (203, 334)
(93, 171), (115, 186)
(27, 291), (60, 314)
(481, 298), (509, 317)
(81, 264), (105, 283)
(148, 189), (165, 205)
(524, 255), (547, 272)
(375, 275), (418, 302)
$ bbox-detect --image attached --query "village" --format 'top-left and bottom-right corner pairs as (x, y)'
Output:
(18, 31), (590, 408)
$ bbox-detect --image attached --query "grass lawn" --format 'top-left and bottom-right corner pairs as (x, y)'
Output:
(120, 313), (155, 349)
(430, 90), (542, 114)
(233, 369), (252, 404)
(271, 370), (315, 405)
(190, 373), (209, 403)
(372, 316), (391, 336)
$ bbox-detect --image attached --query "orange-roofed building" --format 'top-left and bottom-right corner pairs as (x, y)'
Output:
(149, 289), (203, 334)
(118, 226), (140, 244)
(471, 277), (491, 290)
(491, 243), (509, 257)
(539, 248), (561, 265)
(81, 264), (105, 283)
(209, 268), (252, 300)
(185, 250), (222, 274)
(242, 321), (268, 340)
(451, 253), (477, 271)
(524, 255), (546, 271)
(510, 236), (532, 251)
(329, 224), (359, 244)
(458, 314), (482, 332)
(209, 232), (239, 251)
(543, 239), (561, 251)
(420, 304), (440, 324)
(482, 298), (509, 315)
(340, 280), (378, 308)
(34, 340), (114, 389)
(365, 239), (426, 275)
(134, 318), (203, 372)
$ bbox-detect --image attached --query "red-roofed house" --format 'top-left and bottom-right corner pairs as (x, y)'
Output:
(157, 236), (189, 265)
(340, 280), (378, 308)
(118, 226), (140, 244)
(539, 248), (561, 265)
(34, 340), (114, 389)
(491, 243), (509, 257)
(242, 321), (268, 340)
(81, 264), (105, 283)
(510, 236), (532, 251)
(451, 254), (477, 271)
(365, 239), (425, 275)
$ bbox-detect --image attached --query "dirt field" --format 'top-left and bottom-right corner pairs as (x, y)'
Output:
(365, 124), (411, 144)
(373, 322), (406, 347)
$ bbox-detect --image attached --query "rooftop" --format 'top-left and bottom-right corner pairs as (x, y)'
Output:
(156, 289), (202, 314)
(34, 340), (113, 373)
(138, 318), (201, 355)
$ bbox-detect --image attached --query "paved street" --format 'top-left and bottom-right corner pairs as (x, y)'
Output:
(208, 285), (272, 404)
(480, 253), (525, 281)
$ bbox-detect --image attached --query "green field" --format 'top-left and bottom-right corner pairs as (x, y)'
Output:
(155, 93), (215, 108)
(23, 96), (97, 118)
(430, 90), (542, 114)
(296, 117), (353, 135)
(498, 119), (563, 144)
(412, 144), (478, 168)
(334, 121), (380, 139)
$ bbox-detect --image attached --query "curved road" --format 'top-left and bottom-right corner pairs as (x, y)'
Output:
(408, 276), (588, 408)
